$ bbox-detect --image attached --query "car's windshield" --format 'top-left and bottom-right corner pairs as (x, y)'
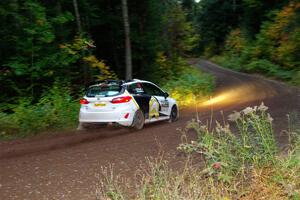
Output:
(86, 84), (122, 97)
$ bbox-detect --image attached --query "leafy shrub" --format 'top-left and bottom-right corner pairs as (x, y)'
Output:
(244, 59), (281, 75)
(212, 55), (297, 83)
(211, 2), (300, 86)
(178, 103), (277, 178)
(225, 29), (247, 56)
(211, 55), (244, 71)
(290, 71), (300, 86)
(151, 54), (190, 84)
(0, 83), (79, 139)
(163, 66), (214, 107)
(152, 54), (214, 107)
(0, 113), (18, 137)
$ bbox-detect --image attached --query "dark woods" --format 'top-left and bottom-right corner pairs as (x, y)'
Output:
(0, 0), (299, 103)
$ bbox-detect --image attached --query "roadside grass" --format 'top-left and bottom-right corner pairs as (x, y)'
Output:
(210, 55), (300, 86)
(0, 84), (79, 140)
(97, 104), (300, 200)
(161, 61), (215, 107)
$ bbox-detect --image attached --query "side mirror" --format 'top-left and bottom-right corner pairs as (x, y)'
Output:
(164, 92), (169, 99)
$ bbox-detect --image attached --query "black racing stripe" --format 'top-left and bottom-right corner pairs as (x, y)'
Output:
(132, 95), (151, 116)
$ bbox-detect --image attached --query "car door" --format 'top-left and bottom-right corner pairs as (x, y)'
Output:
(127, 82), (151, 118)
(142, 83), (170, 117)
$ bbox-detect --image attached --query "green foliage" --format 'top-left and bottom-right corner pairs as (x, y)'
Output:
(96, 106), (300, 199)
(245, 59), (281, 75)
(206, 1), (300, 85)
(163, 66), (214, 107)
(59, 35), (118, 81)
(162, 3), (199, 57)
(1, 0), (200, 106)
(143, 2), (199, 82)
(211, 55), (244, 71)
(151, 54), (214, 107)
(0, 0), (85, 102)
(83, 55), (117, 81)
(291, 71), (300, 85)
(179, 103), (277, 177)
(0, 0), (207, 136)
(196, 0), (242, 54)
(240, 0), (288, 39)
(252, 2), (300, 70)
(225, 29), (247, 56)
(0, 113), (18, 137)
(0, 83), (79, 139)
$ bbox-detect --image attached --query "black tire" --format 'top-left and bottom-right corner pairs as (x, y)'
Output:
(131, 109), (145, 130)
(169, 105), (178, 122)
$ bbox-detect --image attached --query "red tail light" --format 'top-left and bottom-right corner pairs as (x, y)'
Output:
(80, 98), (89, 105)
(111, 96), (132, 104)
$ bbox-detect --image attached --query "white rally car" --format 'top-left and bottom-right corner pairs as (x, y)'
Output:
(78, 79), (178, 130)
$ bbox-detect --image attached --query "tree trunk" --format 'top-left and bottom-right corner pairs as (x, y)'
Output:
(233, 0), (236, 12)
(121, 0), (132, 80)
(72, 0), (82, 34)
(73, 0), (90, 85)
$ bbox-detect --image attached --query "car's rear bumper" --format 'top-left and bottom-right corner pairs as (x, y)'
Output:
(79, 108), (136, 126)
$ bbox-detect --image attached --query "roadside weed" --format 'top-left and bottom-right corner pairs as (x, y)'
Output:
(0, 83), (79, 139)
(97, 104), (300, 199)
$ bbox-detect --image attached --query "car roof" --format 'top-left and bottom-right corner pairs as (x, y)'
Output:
(123, 79), (152, 85)
(88, 79), (153, 88)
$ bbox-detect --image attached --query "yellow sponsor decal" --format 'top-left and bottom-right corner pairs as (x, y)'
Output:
(149, 96), (159, 119)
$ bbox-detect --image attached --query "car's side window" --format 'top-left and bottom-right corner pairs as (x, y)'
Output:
(142, 83), (164, 96)
(127, 83), (144, 94)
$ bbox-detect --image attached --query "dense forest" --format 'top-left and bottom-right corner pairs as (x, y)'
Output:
(0, 0), (299, 137)
(195, 0), (300, 84)
(1, 0), (299, 101)
(0, 0), (200, 103)
(0, 0), (210, 136)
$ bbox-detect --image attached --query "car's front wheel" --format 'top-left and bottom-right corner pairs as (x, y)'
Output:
(131, 109), (145, 130)
(169, 105), (178, 122)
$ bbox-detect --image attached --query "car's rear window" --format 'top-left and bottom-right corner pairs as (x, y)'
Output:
(86, 84), (122, 97)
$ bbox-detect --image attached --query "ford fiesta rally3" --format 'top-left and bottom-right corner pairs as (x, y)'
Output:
(78, 79), (178, 130)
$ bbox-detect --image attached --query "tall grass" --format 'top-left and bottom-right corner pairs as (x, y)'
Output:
(0, 84), (79, 139)
(179, 103), (277, 176)
(97, 104), (300, 199)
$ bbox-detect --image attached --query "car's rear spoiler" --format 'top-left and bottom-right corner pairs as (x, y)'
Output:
(88, 79), (142, 87)
(86, 79), (126, 89)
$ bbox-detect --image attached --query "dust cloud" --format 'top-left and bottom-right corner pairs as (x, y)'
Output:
(200, 82), (278, 108)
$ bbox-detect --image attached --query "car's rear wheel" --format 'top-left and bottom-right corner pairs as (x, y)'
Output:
(169, 105), (178, 122)
(131, 109), (145, 130)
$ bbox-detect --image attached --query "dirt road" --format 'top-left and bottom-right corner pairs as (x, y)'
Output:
(0, 60), (299, 200)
